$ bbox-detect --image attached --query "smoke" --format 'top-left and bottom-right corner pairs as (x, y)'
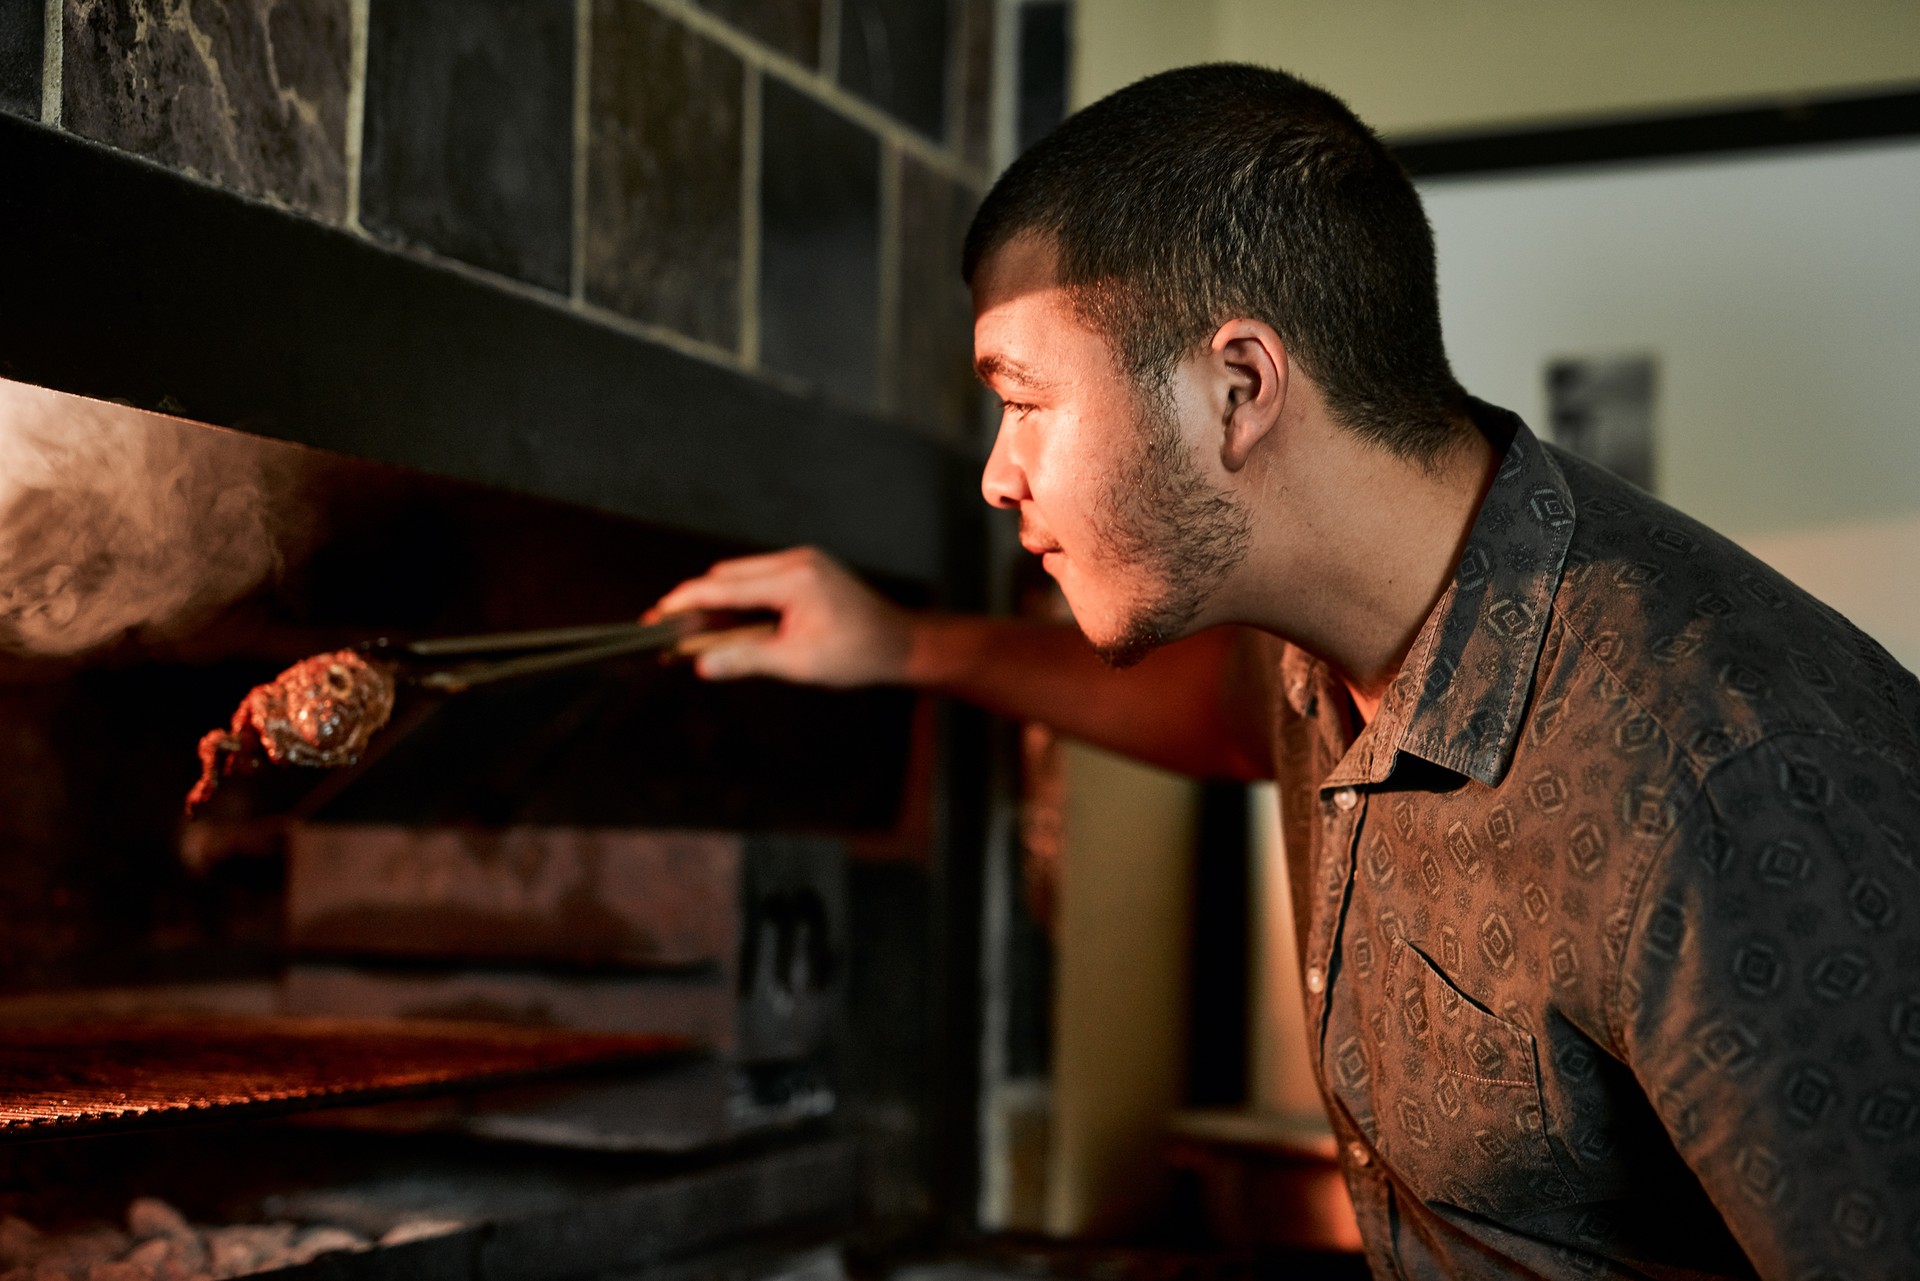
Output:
(0, 379), (283, 656)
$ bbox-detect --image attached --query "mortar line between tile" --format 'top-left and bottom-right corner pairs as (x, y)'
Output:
(343, 0), (369, 230)
(371, 236), (748, 375)
(819, 0), (842, 85)
(637, 0), (983, 189)
(39, 0), (60, 127)
(875, 141), (903, 415)
(942, 0), (967, 164)
(987, 0), (1020, 174)
(738, 69), (762, 369)
(570, 0), (592, 303)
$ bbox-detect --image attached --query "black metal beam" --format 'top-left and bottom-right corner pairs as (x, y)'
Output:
(0, 112), (964, 585)
(1395, 85), (1920, 180)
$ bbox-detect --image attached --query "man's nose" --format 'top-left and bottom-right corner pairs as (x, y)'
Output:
(980, 421), (1029, 511)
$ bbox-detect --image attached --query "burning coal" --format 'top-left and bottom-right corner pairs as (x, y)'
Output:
(0, 379), (283, 656)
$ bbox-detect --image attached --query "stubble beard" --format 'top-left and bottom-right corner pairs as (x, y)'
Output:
(1089, 383), (1253, 669)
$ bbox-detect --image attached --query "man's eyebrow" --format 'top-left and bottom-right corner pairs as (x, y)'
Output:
(974, 354), (1052, 389)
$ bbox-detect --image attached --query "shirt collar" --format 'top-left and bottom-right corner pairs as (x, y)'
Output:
(1321, 400), (1575, 790)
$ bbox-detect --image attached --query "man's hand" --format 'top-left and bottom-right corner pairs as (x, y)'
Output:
(654, 548), (1271, 779)
(649, 547), (913, 687)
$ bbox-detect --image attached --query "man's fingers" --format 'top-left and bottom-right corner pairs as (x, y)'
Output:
(653, 559), (824, 617)
(645, 547), (875, 687)
(692, 633), (790, 681)
(702, 548), (818, 581)
(653, 572), (793, 616)
(676, 623), (780, 659)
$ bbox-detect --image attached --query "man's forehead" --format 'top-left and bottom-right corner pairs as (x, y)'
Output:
(970, 231), (1135, 398)
(969, 230), (1063, 313)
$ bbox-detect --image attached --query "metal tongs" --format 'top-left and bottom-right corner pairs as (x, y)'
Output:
(369, 609), (778, 693)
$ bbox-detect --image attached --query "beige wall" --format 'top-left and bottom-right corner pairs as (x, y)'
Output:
(1044, 742), (1197, 1236)
(1075, 0), (1920, 132)
(1247, 782), (1319, 1119)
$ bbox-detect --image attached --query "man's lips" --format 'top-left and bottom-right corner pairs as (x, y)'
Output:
(1017, 517), (1061, 557)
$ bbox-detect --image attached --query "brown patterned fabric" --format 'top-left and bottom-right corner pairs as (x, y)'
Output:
(1261, 400), (1920, 1280)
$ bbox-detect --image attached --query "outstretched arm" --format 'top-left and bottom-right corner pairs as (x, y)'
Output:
(652, 547), (1273, 780)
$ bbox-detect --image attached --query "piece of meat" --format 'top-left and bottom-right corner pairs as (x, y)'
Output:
(186, 650), (397, 815)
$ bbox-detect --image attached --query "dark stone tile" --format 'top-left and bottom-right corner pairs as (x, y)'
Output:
(360, 0), (573, 291)
(839, 0), (950, 141)
(0, 0), (41, 120)
(892, 155), (979, 442)
(1016, 0), (1070, 153)
(1, 110), (954, 583)
(61, 0), (350, 220)
(956, 0), (994, 166)
(759, 76), (880, 408)
(693, 0), (821, 67)
(585, 2), (742, 350)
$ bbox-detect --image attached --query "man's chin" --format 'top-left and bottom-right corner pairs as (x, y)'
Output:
(1060, 580), (1196, 668)
(1091, 632), (1161, 670)
(1059, 572), (1202, 669)
(1085, 608), (1189, 670)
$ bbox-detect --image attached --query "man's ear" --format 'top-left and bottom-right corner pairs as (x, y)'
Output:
(1211, 318), (1288, 473)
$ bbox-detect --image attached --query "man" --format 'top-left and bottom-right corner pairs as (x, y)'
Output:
(655, 65), (1919, 1280)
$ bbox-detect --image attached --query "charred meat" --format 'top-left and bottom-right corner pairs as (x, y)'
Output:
(187, 650), (397, 814)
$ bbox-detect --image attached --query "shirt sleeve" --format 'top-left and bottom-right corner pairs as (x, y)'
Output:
(1616, 733), (1920, 1280)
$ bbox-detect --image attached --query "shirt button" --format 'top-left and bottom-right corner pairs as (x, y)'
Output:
(1347, 1140), (1372, 1167)
(1333, 787), (1358, 812)
(1306, 966), (1326, 994)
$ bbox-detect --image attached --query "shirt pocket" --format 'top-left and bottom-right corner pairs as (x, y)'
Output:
(1372, 940), (1575, 1220)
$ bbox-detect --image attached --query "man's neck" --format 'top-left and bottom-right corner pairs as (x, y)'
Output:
(1225, 409), (1501, 720)
(1346, 679), (1386, 728)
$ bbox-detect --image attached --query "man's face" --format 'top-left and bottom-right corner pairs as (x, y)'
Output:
(972, 236), (1251, 665)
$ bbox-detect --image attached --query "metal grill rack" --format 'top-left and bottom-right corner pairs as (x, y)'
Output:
(0, 1013), (688, 1140)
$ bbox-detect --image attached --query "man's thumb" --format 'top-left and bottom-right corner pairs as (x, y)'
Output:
(693, 636), (782, 681)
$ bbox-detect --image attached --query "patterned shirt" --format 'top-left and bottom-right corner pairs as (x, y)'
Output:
(1259, 400), (1920, 1280)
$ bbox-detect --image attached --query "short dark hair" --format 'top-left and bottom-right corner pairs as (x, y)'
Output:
(964, 63), (1465, 460)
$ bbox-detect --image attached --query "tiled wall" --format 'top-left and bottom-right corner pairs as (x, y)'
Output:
(4, 0), (993, 445)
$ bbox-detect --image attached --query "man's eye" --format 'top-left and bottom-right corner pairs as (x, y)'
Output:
(1001, 401), (1037, 418)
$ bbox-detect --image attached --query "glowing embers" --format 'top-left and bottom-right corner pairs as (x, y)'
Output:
(0, 1196), (450, 1278)
(0, 1013), (684, 1138)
